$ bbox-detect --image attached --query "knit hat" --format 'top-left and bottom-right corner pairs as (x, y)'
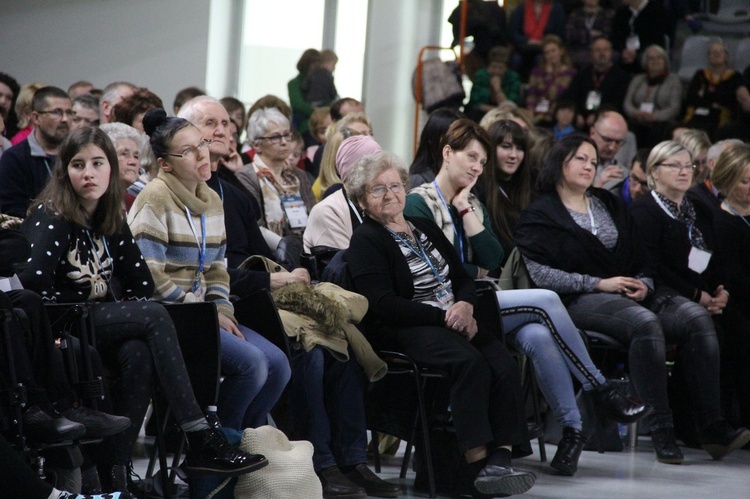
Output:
(336, 135), (381, 182)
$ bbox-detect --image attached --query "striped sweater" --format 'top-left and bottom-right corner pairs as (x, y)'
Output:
(127, 170), (235, 323)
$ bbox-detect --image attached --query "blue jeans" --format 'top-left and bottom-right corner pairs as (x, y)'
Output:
(497, 289), (607, 430)
(289, 345), (368, 472)
(218, 325), (291, 430)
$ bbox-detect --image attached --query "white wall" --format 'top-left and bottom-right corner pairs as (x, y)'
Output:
(0, 0), (212, 109)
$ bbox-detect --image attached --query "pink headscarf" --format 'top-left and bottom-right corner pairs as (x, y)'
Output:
(336, 135), (381, 182)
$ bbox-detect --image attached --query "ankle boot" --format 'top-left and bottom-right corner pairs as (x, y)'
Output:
(185, 428), (268, 476)
(550, 427), (586, 476)
(651, 427), (683, 464)
(592, 384), (652, 424)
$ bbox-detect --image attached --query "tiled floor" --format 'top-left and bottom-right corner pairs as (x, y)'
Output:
(131, 435), (750, 498)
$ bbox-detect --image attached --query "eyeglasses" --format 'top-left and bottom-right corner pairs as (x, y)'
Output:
(257, 132), (291, 144)
(167, 139), (211, 159)
(368, 183), (404, 198)
(593, 127), (625, 147)
(37, 109), (75, 119)
(659, 162), (696, 173)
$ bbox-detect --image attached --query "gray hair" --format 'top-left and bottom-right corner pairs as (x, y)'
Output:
(72, 93), (99, 112)
(646, 140), (692, 189)
(707, 138), (743, 165)
(346, 151), (408, 209)
(246, 107), (290, 143)
(101, 81), (135, 108)
(99, 122), (153, 174)
(177, 95), (221, 124)
(641, 44), (670, 71)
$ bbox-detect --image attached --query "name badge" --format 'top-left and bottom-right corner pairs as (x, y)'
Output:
(688, 246), (712, 274)
(435, 283), (455, 308)
(626, 35), (640, 51)
(695, 107), (710, 116)
(281, 194), (309, 229)
(639, 102), (654, 113)
(585, 91), (602, 111)
(535, 99), (550, 114)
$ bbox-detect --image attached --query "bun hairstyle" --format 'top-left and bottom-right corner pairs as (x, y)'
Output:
(142, 107), (192, 160)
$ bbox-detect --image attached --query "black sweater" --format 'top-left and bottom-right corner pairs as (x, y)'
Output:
(348, 216), (476, 330)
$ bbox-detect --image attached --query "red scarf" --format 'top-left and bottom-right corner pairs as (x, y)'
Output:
(524, 0), (552, 41)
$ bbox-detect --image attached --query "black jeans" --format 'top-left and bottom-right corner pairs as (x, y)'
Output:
(372, 325), (529, 455)
(566, 292), (722, 431)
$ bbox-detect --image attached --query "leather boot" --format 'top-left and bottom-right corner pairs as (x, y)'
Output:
(185, 428), (267, 476)
(651, 427), (684, 464)
(550, 427), (586, 476)
(318, 466), (367, 499)
(592, 384), (652, 424)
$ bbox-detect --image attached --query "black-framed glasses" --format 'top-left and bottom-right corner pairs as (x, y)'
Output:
(659, 162), (696, 173)
(593, 127), (625, 147)
(257, 132), (291, 144)
(37, 109), (74, 119)
(167, 139), (211, 159)
(368, 183), (404, 198)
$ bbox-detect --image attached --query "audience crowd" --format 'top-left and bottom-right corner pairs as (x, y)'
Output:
(1, 5), (750, 497)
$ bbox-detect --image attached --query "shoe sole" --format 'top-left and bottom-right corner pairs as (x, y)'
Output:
(703, 429), (750, 460)
(550, 459), (576, 476)
(184, 456), (268, 476)
(655, 454), (684, 464)
(474, 472), (536, 496)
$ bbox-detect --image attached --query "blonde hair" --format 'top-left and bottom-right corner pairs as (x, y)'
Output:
(711, 143), (750, 196)
(15, 82), (45, 128)
(316, 112), (372, 195)
(646, 141), (692, 190)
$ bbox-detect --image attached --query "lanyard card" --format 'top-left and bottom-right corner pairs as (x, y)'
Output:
(688, 246), (711, 274)
(639, 102), (654, 113)
(586, 91), (602, 111)
(281, 194), (309, 229)
(435, 282), (455, 308)
(535, 99), (550, 114)
(626, 35), (640, 51)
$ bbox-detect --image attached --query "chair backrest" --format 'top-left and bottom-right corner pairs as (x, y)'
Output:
(162, 302), (221, 410)
(734, 38), (750, 72)
(677, 35), (711, 82)
(232, 290), (289, 358)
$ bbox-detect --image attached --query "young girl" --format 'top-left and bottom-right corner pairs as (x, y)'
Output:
(20, 127), (265, 491)
(128, 109), (290, 432)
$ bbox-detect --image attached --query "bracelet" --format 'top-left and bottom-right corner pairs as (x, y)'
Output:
(458, 206), (476, 217)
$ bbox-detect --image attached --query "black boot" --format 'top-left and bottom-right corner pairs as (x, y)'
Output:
(184, 428), (267, 476)
(318, 466), (367, 499)
(699, 420), (750, 460)
(651, 427), (684, 464)
(550, 427), (586, 476)
(592, 384), (652, 424)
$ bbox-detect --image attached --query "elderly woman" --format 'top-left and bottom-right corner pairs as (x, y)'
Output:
(631, 140), (750, 436)
(525, 35), (576, 125)
(312, 111), (373, 201)
(111, 87), (163, 133)
(347, 151), (537, 496)
(237, 108), (315, 239)
(683, 39), (750, 138)
(406, 119), (647, 476)
(303, 135), (381, 252)
(100, 122), (143, 194)
(516, 135), (750, 464)
(623, 45), (682, 148)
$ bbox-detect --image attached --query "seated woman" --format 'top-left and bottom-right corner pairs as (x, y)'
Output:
(525, 35), (576, 125)
(128, 109), (290, 433)
(347, 151), (537, 496)
(683, 39), (750, 138)
(515, 134), (750, 464)
(99, 122), (143, 210)
(19, 127), (264, 491)
(622, 45), (682, 149)
(312, 111), (373, 201)
(236, 108), (316, 254)
(405, 119), (648, 476)
(631, 140), (750, 442)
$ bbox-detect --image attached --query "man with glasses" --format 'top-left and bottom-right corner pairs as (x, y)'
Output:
(0, 86), (72, 217)
(590, 110), (636, 192)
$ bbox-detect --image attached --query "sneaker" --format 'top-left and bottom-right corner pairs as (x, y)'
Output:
(184, 428), (268, 476)
(63, 403), (131, 439)
(699, 420), (750, 460)
(473, 464), (536, 496)
(23, 405), (86, 443)
(57, 491), (133, 498)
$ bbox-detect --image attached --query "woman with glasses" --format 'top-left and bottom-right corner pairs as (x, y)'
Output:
(128, 108), (290, 433)
(515, 135), (750, 465)
(405, 119), (648, 476)
(347, 151), (537, 497)
(312, 111), (373, 201)
(237, 108), (315, 239)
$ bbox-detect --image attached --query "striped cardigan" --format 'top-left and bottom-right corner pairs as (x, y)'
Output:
(127, 170), (236, 323)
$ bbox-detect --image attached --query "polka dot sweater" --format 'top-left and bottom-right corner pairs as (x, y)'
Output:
(19, 204), (154, 302)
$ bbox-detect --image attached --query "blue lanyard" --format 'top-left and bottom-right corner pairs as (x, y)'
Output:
(185, 207), (207, 274)
(386, 225), (444, 283)
(432, 181), (464, 263)
(723, 201), (750, 229)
